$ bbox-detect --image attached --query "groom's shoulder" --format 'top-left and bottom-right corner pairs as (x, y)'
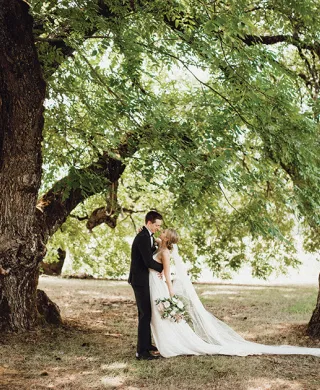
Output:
(136, 228), (148, 238)
(133, 228), (148, 243)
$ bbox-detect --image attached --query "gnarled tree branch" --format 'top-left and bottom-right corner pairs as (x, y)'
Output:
(36, 135), (137, 239)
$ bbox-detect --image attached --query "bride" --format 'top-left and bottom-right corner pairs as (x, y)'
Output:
(149, 228), (320, 358)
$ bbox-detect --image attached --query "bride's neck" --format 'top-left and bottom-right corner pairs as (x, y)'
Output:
(159, 242), (168, 250)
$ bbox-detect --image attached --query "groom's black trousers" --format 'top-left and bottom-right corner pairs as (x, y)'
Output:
(132, 284), (152, 354)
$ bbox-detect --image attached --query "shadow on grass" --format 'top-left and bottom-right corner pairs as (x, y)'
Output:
(1, 308), (319, 390)
(1, 278), (319, 390)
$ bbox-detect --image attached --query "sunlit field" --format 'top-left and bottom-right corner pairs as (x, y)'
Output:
(1, 277), (319, 390)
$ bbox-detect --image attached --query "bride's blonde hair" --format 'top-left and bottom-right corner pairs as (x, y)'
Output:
(165, 228), (179, 250)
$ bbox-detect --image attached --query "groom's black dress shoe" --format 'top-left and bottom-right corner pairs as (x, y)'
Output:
(148, 345), (159, 353)
(136, 352), (161, 360)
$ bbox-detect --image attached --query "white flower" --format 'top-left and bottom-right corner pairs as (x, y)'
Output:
(163, 301), (170, 309)
(171, 297), (178, 303)
(170, 309), (177, 316)
(177, 301), (184, 310)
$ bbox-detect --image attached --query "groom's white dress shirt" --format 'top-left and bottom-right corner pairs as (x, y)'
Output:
(145, 226), (153, 247)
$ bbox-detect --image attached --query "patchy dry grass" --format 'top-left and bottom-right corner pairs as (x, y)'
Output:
(0, 277), (320, 390)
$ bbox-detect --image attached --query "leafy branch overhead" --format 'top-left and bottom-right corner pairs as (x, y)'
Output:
(31, 0), (320, 278)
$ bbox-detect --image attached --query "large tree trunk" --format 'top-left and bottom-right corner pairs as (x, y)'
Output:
(0, 1), (46, 330)
(307, 273), (320, 338)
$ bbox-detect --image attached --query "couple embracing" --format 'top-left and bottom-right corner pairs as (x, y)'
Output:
(129, 211), (320, 360)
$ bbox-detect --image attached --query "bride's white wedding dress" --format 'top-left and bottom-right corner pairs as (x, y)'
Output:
(149, 246), (320, 358)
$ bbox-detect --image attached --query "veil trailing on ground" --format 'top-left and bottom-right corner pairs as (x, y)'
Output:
(171, 244), (320, 356)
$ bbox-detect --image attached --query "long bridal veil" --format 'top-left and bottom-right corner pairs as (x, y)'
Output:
(171, 244), (320, 357)
(172, 244), (246, 346)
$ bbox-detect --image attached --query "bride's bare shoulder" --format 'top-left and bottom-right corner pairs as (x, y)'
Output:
(157, 248), (170, 260)
(162, 248), (170, 258)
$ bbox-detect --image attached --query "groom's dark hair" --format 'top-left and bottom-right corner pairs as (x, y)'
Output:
(145, 210), (163, 224)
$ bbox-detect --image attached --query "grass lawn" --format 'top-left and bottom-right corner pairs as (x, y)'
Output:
(0, 277), (319, 390)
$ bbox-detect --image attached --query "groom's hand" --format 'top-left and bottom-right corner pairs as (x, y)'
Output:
(157, 271), (164, 280)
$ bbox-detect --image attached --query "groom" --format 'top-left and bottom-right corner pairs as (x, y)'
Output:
(129, 210), (164, 360)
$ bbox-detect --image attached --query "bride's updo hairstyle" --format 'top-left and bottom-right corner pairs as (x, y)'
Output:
(165, 228), (179, 250)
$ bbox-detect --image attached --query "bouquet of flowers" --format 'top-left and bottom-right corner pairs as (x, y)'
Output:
(155, 295), (188, 323)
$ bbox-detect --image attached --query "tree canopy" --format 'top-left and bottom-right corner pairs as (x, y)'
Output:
(29, 0), (320, 280)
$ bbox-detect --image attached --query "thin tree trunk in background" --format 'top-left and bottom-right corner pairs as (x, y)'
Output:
(0, 0), (46, 330)
(41, 249), (66, 276)
(307, 273), (320, 338)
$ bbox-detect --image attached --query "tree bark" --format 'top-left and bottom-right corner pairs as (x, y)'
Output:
(307, 273), (320, 338)
(37, 289), (62, 325)
(0, 1), (46, 331)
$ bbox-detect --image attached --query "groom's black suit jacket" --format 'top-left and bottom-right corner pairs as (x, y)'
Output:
(129, 227), (163, 286)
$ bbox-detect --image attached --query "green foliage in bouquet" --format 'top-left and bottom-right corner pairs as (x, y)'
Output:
(155, 295), (190, 323)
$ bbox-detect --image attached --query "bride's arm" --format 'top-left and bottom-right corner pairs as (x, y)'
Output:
(162, 250), (174, 297)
